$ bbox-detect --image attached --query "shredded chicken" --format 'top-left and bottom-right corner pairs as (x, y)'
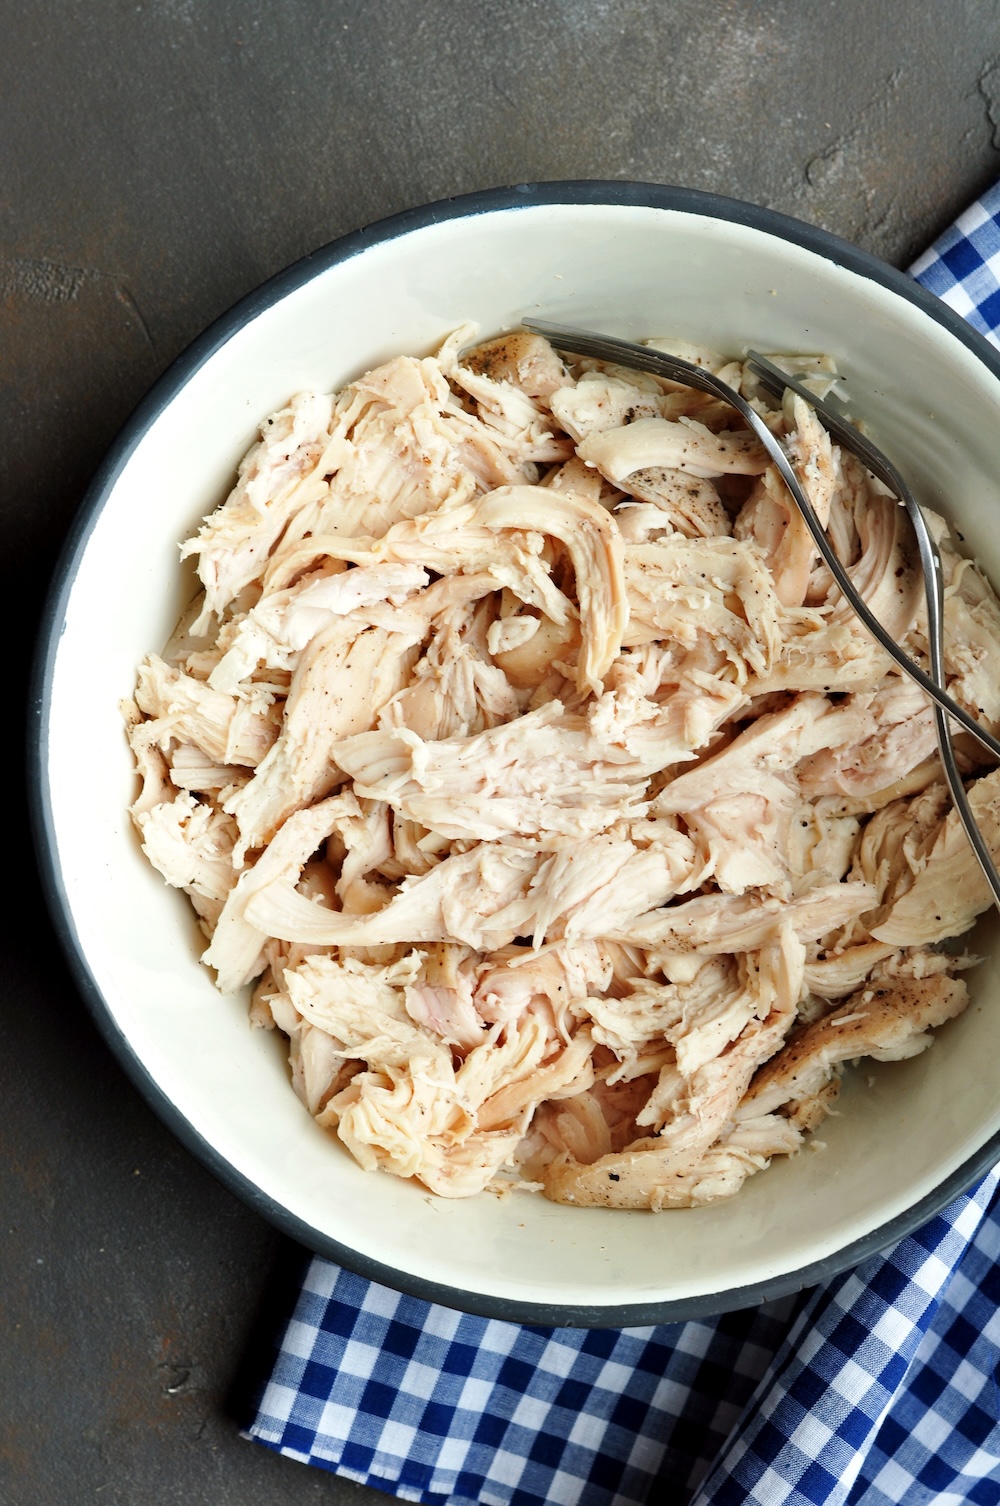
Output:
(127, 325), (998, 1208)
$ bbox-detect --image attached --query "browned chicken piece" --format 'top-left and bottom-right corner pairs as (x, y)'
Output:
(740, 973), (969, 1122)
(460, 330), (569, 399)
(552, 1140), (783, 1209)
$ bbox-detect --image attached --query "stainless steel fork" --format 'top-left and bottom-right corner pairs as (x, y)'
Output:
(523, 317), (1000, 909)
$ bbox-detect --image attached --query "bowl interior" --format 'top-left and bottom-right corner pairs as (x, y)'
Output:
(41, 194), (1000, 1320)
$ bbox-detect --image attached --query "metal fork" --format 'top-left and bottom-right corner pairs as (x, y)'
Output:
(522, 317), (1000, 908)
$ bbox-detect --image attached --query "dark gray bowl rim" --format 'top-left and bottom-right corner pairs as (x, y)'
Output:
(29, 179), (1000, 1328)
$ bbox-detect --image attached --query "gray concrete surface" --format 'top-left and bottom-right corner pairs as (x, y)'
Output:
(6, 2), (1000, 1502)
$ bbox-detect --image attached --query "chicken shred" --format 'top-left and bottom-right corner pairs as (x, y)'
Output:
(128, 325), (1000, 1207)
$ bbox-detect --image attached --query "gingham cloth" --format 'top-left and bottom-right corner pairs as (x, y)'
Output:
(911, 181), (1000, 351)
(244, 182), (1000, 1505)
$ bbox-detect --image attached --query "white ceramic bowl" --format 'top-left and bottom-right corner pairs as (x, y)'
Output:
(32, 183), (1000, 1324)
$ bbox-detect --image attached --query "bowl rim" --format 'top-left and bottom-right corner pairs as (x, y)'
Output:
(28, 178), (1000, 1327)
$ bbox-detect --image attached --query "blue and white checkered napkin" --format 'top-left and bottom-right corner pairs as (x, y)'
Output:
(911, 182), (1000, 350)
(244, 182), (1000, 1506)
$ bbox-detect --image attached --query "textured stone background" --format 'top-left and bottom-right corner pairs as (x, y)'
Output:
(6, 2), (1000, 1502)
